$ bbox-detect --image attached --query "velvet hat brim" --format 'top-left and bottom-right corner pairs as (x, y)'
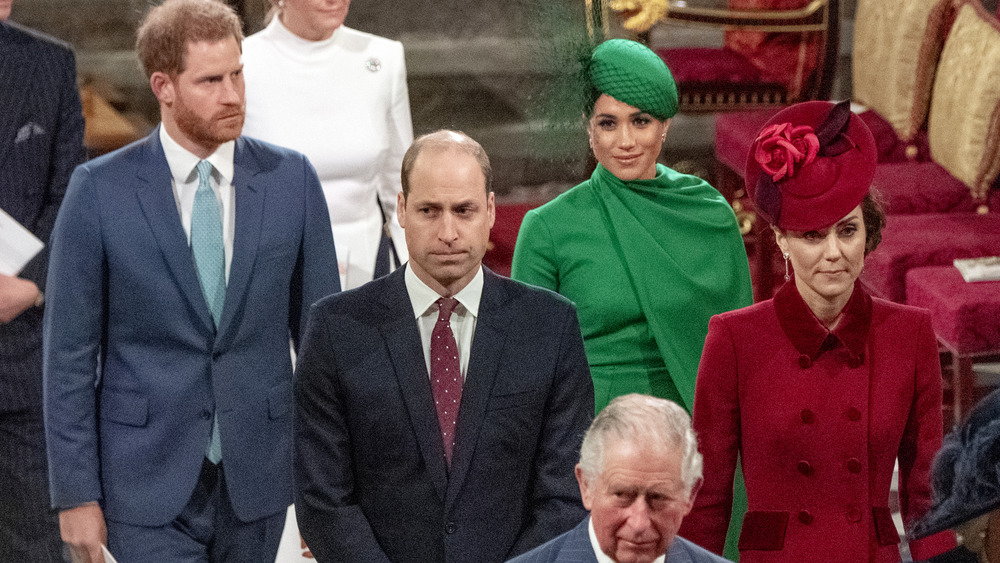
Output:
(744, 101), (877, 232)
(911, 388), (1000, 538)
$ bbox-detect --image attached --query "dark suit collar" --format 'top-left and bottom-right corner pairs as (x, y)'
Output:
(0, 22), (32, 172)
(379, 267), (450, 502)
(446, 268), (513, 506)
(379, 266), (516, 505)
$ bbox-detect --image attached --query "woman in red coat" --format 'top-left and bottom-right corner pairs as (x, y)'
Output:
(679, 101), (956, 562)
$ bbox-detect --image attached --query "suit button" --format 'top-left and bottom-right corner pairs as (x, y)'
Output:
(845, 407), (862, 421)
(445, 522), (457, 534)
(798, 355), (812, 369)
(846, 507), (862, 523)
(847, 458), (862, 473)
(847, 355), (863, 369)
(800, 409), (815, 424)
(798, 510), (813, 524)
(797, 460), (813, 476)
(201, 410), (212, 420)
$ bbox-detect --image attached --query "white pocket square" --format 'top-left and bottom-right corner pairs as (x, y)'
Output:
(15, 122), (46, 144)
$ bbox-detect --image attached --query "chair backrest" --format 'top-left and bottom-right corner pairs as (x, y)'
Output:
(852, 0), (965, 142)
(723, 0), (839, 101)
(926, 1), (1000, 201)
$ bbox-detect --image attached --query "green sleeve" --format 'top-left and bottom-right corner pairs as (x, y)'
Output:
(510, 208), (559, 292)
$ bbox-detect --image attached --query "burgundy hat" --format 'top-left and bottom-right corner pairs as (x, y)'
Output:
(744, 100), (877, 231)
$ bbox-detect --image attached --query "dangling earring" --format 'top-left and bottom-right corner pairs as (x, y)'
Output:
(783, 252), (791, 282)
(278, 0), (285, 7)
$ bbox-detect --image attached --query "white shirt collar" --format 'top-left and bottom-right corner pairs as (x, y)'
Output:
(588, 517), (666, 563)
(159, 125), (235, 185)
(404, 264), (483, 319)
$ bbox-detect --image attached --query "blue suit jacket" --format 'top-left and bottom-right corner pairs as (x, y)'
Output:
(43, 129), (340, 526)
(0, 21), (84, 412)
(294, 266), (594, 562)
(506, 518), (731, 563)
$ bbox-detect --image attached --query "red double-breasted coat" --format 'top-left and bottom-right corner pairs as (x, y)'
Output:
(680, 281), (955, 562)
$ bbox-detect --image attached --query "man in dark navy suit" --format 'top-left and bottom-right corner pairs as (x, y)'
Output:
(0, 0), (85, 559)
(294, 130), (594, 562)
(43, 0), (339, 561)
(507, 394), (727, 563)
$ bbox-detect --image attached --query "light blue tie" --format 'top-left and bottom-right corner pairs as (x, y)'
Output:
(192, 160), (225, 464)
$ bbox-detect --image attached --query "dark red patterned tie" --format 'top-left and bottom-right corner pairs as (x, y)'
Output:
(431, 297), (463, 465)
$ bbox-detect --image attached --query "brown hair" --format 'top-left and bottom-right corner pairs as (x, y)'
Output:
(400, 130), (492, 198)
(135, 0), (243, 78)
(861, 190), (886, 255)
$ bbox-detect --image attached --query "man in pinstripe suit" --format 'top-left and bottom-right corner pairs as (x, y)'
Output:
(0, 1), (86, 560)
(507, 395), (727, 563)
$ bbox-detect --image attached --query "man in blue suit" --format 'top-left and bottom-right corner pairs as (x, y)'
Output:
(0, 1), (85, 559)
(294, 130), (594, 562)
(42, 0), (339, 561)
(507, 394), (728, 563)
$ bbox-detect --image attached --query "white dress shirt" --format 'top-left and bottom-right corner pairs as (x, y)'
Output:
(589, 517), (666, 563)
(404, 265), (483, 380)
(159, 126), (236, 280)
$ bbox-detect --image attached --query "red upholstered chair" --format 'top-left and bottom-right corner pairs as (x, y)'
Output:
(906, 266), (1000, 424)
(653, 0), (840, 112)
(713, 0), (972, 300)
(861, 1), (1000, 302)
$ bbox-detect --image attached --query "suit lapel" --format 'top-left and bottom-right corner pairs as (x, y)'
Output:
(216, 137), (264, 343)
(134, 129), (215, 333)
(445, 269), (512, 507)
(0, 24), (31, 173)
(562, 519), (600, 563)
(380, 270), (449, 502)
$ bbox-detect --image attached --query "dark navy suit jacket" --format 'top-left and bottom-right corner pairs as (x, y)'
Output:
(0, 21), (84, 412)
(506, 518), (731, 563)
(43, 129), (340, 526)
(294, 266), (594, 562)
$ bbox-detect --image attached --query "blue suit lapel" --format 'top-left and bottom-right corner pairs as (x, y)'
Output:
(216, 137), (264, 343)
(445, 268), (511, 508)
(134, 129), (215, 333)
(379, 269), (449, 503)
(555, 518), (599, 563)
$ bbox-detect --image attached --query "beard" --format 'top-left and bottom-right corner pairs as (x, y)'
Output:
(173, 92), (244, 149)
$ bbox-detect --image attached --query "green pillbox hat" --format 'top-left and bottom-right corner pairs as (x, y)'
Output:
(589, 39), (678, 120)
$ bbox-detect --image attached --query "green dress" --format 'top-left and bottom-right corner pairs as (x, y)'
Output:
(511, 163), (753, 413)
(511, 163), (752, 561)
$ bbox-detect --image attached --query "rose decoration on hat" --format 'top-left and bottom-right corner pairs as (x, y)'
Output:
(754, 123), (820, 182)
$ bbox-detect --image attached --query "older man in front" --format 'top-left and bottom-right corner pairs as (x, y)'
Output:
(508, 394), (727, 563)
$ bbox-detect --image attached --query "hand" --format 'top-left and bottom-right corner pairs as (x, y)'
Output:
(60, 503), (107, 563)
(0, 274), (40, 323)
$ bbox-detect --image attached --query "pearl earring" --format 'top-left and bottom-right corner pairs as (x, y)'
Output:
(783, 252), (791, 282)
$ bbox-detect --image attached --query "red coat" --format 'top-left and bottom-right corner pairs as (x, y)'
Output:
(680, 281), (955, 562)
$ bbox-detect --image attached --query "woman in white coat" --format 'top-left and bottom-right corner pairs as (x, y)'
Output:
(243, 0), (412, 289)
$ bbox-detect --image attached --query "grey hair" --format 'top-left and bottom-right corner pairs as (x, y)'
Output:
(578, 394), (703, 495)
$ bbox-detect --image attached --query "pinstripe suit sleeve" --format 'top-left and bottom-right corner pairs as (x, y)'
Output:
(18, 40), (86, 291)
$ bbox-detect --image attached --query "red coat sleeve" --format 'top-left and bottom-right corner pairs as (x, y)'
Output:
(680, 314), (741, 554)
(901, 312), (956, 559)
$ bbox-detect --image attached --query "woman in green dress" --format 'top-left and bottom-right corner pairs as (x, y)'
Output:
(511, 39), (752, 415)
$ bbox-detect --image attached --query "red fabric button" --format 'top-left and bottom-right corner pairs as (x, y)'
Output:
(797, 460), (813, 476)
(798, 355), (812, 369)
(847, 507), (862, 522)
(800, 409), (815, 424)
(847, 458), (862, 473)
(798, 510), (813, 524)
(845, 407), (862, 421)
